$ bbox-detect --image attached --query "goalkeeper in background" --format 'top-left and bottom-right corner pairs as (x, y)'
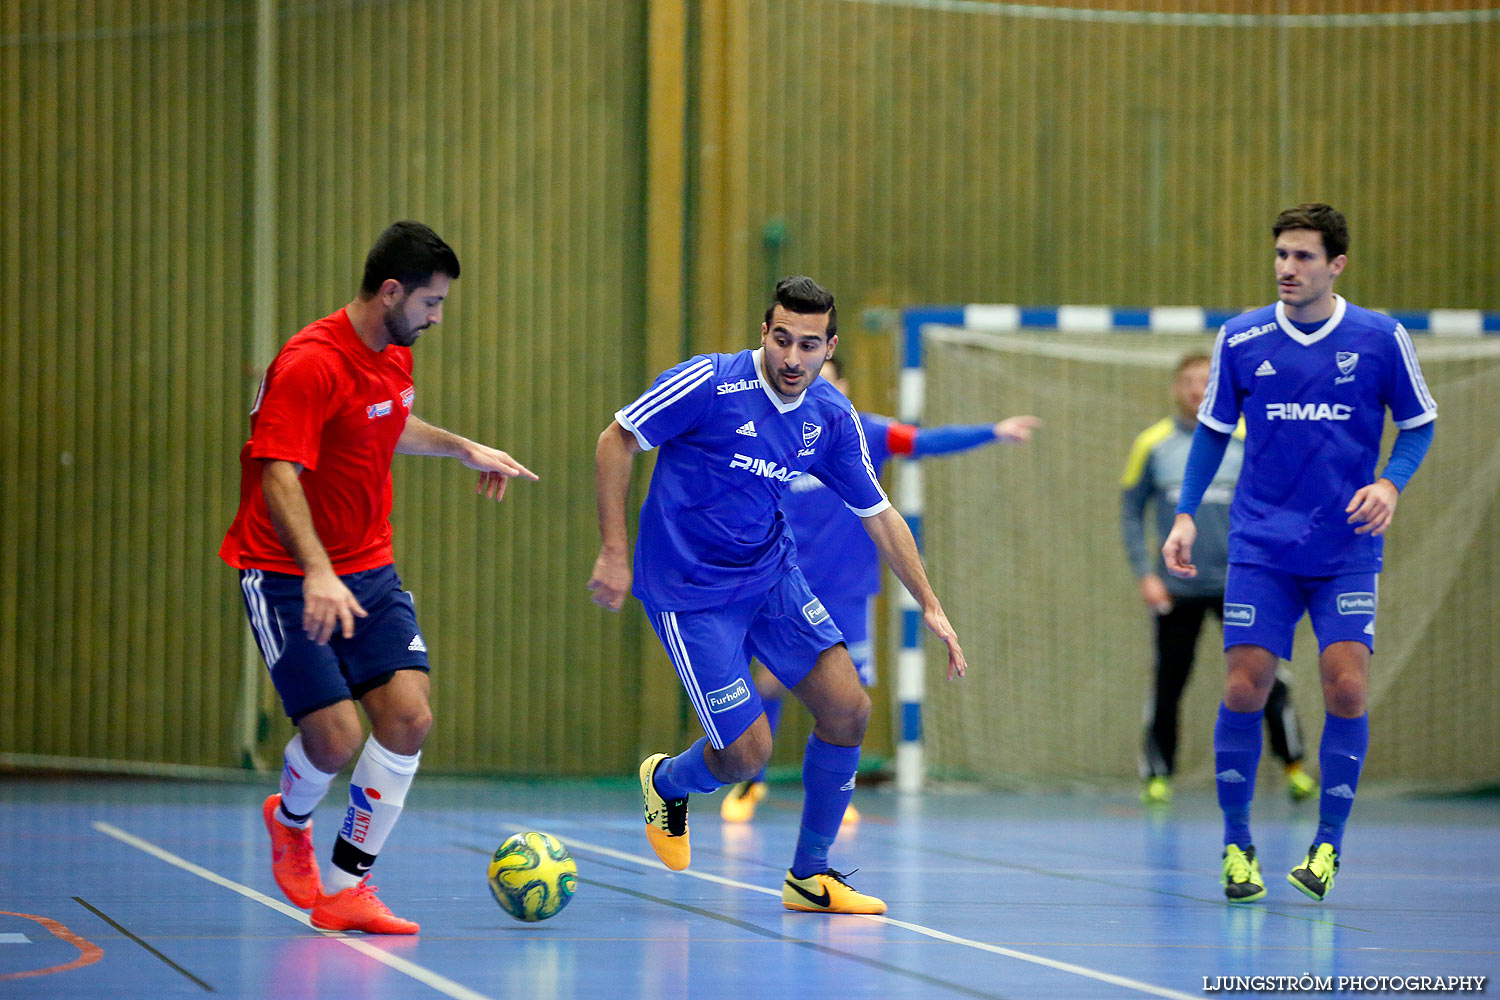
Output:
(722, 353), (1039, 824)
(1121, 352), (1316, 808)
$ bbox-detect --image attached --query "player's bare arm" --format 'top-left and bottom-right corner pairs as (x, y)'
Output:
(589, 421), (642, 611)
(260, 459), (368, 643)
(861, 506), (967, 680)
(395, 415), (539, 501)
(995, 415), (1043, 443)
(1162, 512), (1198, 578)
(1346, 478), (1400, 536)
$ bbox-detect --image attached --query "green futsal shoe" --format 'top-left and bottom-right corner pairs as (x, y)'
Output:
(1221, 844), (1267, 903)
(1288, 842), (1339, 901)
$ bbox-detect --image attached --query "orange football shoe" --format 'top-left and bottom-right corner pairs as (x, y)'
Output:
(263, 794), (322, 908)
(310, 879), (419, 934)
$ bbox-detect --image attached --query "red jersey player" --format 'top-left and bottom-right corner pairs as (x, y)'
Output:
(222, 221), (537, 933)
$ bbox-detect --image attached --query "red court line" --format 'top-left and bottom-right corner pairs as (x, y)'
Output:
(0, 910), (105, 981)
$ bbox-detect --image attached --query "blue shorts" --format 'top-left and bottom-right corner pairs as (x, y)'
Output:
(823, 593), (876, 686)
(646, 567), (845, 749)
(1222, 563), (1378, 661)
(238, 564), (430, 721)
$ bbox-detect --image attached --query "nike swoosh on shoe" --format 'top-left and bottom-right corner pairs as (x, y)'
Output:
(786, 880), (831, 907)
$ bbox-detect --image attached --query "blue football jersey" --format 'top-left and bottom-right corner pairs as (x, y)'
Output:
(781, 411), (895, 601)
(616, 349), (890, 611)
(1199, 296), (1437, 574)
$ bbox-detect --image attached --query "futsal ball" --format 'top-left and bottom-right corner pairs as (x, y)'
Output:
(487, 831), (578, 922)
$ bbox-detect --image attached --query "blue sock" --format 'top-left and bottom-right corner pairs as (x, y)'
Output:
(790, 734), (860, 879)
(652, 737), (723, 800)
(1315, 713), (1369, 853)
(753, 698), (783, 784)
(1215, 704), (1264, 848)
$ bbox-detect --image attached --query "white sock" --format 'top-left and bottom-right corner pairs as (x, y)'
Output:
(277, 733), (337, 828)
(325, 736), (421, 891)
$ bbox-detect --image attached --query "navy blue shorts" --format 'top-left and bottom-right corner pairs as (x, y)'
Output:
(238, 564), (430, 721)
(1222, 563), (1377, 661)
(645, 567), (845, 749)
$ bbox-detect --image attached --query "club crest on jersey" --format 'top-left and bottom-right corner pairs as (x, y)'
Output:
(400, 386), (415, 409)
(366, 399), (393, 419)
(798, 422), (821, 457)
(729, 453), (801, 482)
(1335, 351), (1359, 384)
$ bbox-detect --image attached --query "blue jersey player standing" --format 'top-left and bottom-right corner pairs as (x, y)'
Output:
(589, 276), (967, 914)
(1163, 204), (1437, 904)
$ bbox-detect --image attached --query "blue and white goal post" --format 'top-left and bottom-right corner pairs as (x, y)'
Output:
(889, 302), (1500, 793)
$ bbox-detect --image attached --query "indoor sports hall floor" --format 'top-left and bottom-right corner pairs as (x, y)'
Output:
(3, 773), (1495, 999)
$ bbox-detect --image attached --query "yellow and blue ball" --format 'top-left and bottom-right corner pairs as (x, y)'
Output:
(487, 831), (577, 922)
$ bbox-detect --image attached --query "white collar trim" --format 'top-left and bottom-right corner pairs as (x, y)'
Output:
(1276, 295), (1346, 346)
(752, 348), (806, 413)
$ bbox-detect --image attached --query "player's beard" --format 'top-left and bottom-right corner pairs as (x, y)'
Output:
(384, 308), (422, 347)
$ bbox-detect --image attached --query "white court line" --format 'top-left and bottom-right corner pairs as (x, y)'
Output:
(92, 822), (494, 1000)
(510, 824), (1202, 1000)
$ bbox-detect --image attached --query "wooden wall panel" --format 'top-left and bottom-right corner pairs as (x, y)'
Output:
(1, 2), (251, 766)
(725, 0), (1497, 332)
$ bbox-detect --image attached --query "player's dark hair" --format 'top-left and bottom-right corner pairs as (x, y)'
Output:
(1272, 203), (1349, 260)
(764, 275), (837, 339)
(1174, 352), (1211, 376)
(360, 220), (461, 296)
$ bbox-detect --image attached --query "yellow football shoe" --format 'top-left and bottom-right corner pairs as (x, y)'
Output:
(782, 868), (886, 914)
(640, 753), (690, 871)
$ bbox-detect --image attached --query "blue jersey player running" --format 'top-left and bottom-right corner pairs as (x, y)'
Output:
(589, 276), (967, 914)
(1163, 204), (1437, 904)
(721, 353), (1039, 825)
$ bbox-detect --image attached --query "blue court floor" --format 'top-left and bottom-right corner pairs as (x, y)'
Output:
(2, 773), (1495, 999)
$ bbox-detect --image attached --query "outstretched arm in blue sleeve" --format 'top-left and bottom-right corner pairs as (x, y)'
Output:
(891, 415), (1043, 458)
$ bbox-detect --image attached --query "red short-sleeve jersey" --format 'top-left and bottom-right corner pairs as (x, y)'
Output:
(220, 308), (416, 575)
